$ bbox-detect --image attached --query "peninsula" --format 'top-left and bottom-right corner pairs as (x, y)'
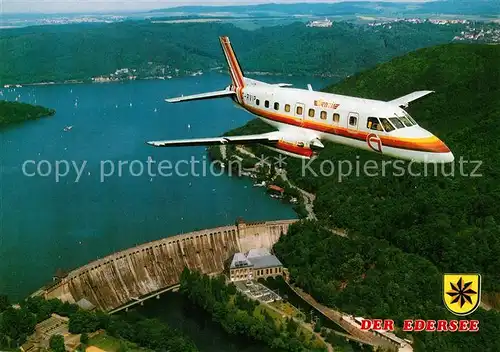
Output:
(0, 101), (55, 127)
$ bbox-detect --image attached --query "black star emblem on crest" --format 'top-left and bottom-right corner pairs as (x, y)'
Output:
(446, 277), (477, 308)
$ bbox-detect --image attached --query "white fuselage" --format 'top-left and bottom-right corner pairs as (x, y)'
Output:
(232, 77), (453, 163)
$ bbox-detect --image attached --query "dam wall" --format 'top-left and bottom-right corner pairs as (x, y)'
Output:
(237, 220), (292, 252)
(44, 219), (297, 311)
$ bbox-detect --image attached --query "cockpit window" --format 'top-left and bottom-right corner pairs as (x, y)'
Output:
(398, 115), (413, 127)
(403, 111), (418, 125)
(389, 117), (405, 129)
(379, 118), (395, 132)
(367, 117), (383, 131)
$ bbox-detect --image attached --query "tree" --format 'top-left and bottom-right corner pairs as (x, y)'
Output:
(80, 332), (89, 344)
(49, 334), (66, 352)
(117, 341), (128, 352)
(68, 310), (100, 334)
(0, 333), (10, 349)
(314, 319), (322, 333)
(0, 307), (36, 342)
(0, 295), (9, 313)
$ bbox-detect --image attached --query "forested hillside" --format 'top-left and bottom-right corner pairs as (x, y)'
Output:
(228, 43), (500, 350)
(284, 43), (500, 292)
(274, 222), (500, 351)
(0, 20), (463, 84)
(0, 101), (55, 127)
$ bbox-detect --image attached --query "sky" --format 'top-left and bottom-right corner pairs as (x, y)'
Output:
(1, 0), (432, 15)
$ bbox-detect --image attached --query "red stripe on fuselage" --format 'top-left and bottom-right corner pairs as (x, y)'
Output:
(276, 141), (314, 157)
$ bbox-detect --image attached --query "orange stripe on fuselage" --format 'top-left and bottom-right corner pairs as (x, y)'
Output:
(242, 103), (450, 154)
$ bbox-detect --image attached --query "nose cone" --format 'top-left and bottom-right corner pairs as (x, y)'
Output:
(416, 129), (454, 163)
(434, 137), (454, 163)
(442, 151), (455, 163)
(419, 137), (454, 163)
(425, 150), (455, 163)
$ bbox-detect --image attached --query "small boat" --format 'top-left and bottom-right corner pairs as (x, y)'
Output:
(63, 125), (73, 132)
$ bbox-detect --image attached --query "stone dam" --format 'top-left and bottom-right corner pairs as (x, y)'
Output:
(43, 219), (297, 312)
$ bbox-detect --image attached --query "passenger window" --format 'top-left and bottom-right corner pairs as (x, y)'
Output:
(367, 117), (383, 131)
(265, 100), (269, 108)
(389, 117), (404, 129)
(349, 115), (357, 126)
(296, 106), (303, 115)
(256, 99), (260, 106)
(308, 109), (315, 118)
(333, 113), (340, 123)
(285, 104), (291, 112)
(274, 102), (279, 110)
(320, 111), (327, 120)
(380, 118), (395, 132)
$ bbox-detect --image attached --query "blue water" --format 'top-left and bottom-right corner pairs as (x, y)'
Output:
(0, 73), (331, 300)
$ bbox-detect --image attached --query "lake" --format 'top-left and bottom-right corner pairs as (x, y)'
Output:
(0, 73), (331, 301)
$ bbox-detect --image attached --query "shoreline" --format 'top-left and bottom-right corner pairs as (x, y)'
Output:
(1, 71), (345, 88)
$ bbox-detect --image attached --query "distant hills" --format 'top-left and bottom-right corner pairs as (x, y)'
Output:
(154, 1), (500, 18)
(0, 20), (464, 84)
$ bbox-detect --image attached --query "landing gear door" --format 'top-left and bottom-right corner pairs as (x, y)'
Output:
(295, 103), (305, 127)
(347, 112), (359, 131)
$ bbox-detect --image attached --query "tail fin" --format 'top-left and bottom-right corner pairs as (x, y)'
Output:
(219, 36), (245, 88)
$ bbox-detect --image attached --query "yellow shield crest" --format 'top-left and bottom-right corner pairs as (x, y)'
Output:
(443, 273), (481, 316)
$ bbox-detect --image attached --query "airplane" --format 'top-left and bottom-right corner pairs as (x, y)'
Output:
(148, 36), (454, 163)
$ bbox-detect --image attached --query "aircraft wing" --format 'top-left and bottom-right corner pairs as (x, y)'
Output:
(389, 90), (434, 108)
(166, 90), (235, 103)
(147, 132), (281, 147)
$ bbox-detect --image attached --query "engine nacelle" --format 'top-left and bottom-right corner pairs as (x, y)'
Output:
(265, 138), (324, 160)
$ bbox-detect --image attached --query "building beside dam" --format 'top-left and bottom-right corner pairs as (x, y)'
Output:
(229, 248), (283, 282)
(41, 219), (297, 312)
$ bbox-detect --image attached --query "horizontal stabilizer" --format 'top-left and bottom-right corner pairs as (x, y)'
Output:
(166, 90), (235, 103)
(148, 132), (281, 147)
(389, 90), (434, 108)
